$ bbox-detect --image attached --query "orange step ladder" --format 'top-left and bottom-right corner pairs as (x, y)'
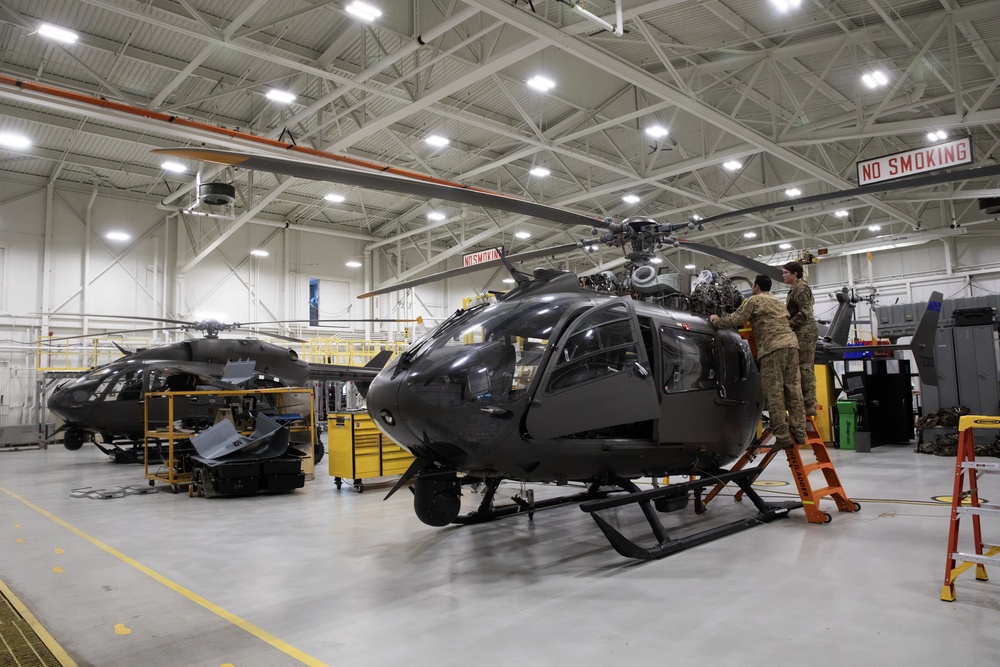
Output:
(704, 417), (860, 522)
(941, 415), (1000, 602)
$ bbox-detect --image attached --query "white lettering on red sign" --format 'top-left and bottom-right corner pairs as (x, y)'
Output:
(857, 137), (972, 186)
(463, 247), (503, 267)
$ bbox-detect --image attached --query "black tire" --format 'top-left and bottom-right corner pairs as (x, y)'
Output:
(63, 429), (85, 451)
(313, 440), (325, 465)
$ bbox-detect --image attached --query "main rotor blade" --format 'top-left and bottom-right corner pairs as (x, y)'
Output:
(58, 313), (192, 326)
(39, 326), (189, 343)
(154, 148), (610, 230)
(358, 242), (582, 298)
(237, 318), (424, 326)
(678, 240), (783, 281)
(699, 163), (1000, 226)
(230, 328), (305, 344)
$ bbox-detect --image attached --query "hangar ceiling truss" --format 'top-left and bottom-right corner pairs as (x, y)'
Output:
(0, 0), (997, 283)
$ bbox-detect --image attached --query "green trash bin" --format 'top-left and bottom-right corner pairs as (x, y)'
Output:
(837, 401), (857, 450)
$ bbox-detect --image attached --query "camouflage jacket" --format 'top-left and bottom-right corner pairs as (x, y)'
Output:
(786, 279), (819, 336)
(713, 292), (798, 357)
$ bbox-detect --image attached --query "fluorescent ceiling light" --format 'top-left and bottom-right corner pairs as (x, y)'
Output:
(427, 211), (446, 221)
(771, 0), (802, 11)
(38, 23), (78, 44)
(266, 89), (296, 104)
(324, 193), (345, 203)
(0, 132), (31, 149)
(868, 224), (882, 231)
(346, 1), (381, 21)
(645, 125), (668, 139)
(785, 187), (802, 197)
(161, 161), (186, 173)
(250, 249), (269, 257)
(622, 195), (640, 204)
(744, 231), (757, 238)
(527, 75), (555, 92)
(722, 160), (742, 171)
(650, 257), (663, 264)
(684, 264), (697, 270)
(834, 210), (849, 218)
(425, 134), (449, 147)
(515, 231), (531, 239)
(780, 243), (793, 250)
(529, 166), (550, 177)
(106, 231), (130, 242)
(346, 260), (363, 268)
(927, 130), (948, 141)
(691, 214), (702, 221)
(502, 278), (516, 284)
(862, 70), (889, 88)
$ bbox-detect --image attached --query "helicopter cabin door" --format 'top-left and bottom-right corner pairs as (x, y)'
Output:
(525, 299), (659, 440)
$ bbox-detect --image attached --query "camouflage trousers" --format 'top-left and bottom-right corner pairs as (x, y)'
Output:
(796, 332), (818, 415)
(760, 347), (807, 447)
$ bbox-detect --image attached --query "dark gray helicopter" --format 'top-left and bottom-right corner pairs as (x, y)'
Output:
(157, 146), (983, 558)
(45, 316), (395, 461)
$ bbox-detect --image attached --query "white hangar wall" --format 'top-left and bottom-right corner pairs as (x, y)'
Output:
(805, 230), (1000, 339)
(0, 175), (375, 428)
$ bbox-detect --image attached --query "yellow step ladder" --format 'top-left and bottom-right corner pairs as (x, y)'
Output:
(704, 417), (860, 522)
(941, 415), (1000, 602)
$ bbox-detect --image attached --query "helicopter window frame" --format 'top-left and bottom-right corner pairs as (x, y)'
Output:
(658, 325), (719, 394)
(545, 302), (641, 394)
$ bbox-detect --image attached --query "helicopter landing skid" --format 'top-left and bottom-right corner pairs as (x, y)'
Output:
(452, 478), (613, 525)
(580, 469), (801, 560)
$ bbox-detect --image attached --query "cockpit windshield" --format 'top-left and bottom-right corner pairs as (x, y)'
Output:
(403, 296), (575, 406)
(54, 364), (168, 406)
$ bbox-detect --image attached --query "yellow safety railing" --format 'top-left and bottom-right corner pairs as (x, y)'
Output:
(35, 337), (151, 372)
(300, 337), (408, 365)
(37, 334), (408, 372)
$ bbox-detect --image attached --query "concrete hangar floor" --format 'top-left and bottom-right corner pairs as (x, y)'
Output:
(1, 440), (997, 666)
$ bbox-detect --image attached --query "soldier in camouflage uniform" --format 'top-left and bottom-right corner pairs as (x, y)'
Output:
(710, 274), (807, 449)
(782, 261), (819, 416)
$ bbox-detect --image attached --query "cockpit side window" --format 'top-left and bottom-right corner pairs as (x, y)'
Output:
(546, 303), (638, 393)
(105, 369), (146, 401)
(659, 326), (718, 393)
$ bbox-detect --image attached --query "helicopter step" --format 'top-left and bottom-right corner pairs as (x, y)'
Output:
(579, 469), (801, 561)
(703, 418), (861, 524)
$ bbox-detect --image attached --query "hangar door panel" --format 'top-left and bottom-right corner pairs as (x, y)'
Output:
(526, 300), (659, 440)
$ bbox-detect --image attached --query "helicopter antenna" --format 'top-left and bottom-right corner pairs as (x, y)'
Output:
(497, 247), (532, 286)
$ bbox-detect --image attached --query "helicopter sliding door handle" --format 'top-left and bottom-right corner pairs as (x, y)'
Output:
(714, 398), (746, 406)
(480, 406), (512, 418)
(632, 362), (649, 378)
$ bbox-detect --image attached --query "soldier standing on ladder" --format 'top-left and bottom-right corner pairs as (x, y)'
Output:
(783, 260), (819, 417)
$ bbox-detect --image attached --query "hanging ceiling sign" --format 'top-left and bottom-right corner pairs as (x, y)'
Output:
(463, 246), (503, 267)
(857, 136), (972, 186)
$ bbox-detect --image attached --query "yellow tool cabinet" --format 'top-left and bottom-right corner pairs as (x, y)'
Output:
(328, 411), (414, 492)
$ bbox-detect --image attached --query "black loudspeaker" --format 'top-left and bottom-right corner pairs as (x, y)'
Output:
(980, 198), (1000, 216)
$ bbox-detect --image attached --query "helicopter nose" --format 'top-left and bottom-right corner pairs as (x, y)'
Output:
(366, 369), (404, 437)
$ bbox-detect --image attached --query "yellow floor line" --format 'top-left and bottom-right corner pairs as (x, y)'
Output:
(1, 485), (329, 667)
(0, 575), (78, 667)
